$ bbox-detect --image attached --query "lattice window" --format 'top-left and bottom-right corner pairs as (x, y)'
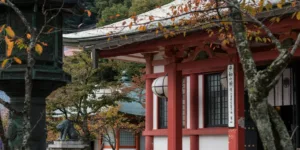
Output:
(158, 97), (168, 129)
(119, 130), (135, 146)
(205, 73), (228, 127)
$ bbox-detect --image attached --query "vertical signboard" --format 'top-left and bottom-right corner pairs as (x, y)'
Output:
(228, 64), (235, 127)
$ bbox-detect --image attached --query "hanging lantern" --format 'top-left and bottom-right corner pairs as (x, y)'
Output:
(220, 69), (228, 89)
(152, 75), (168, 98)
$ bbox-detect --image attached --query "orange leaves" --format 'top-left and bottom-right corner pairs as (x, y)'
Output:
(85, 10), (92, 17)
(129, 22), (133, 29)
(149, 16), (154, 21)
(292, 1), (297, 7)
(35, 44), (43, 55)
(5, 26), (15, 38)
(13, 57), (22, 64)
(47, 28), (54, 33)
(5, 36), (13, 57)
(26, 33), (31, 39)
(116, 14), (120, 17)
(0, 0), (5, 3)
(138, 25), (147, 31)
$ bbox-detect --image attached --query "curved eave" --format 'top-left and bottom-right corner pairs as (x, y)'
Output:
(63, 4), (300, 50)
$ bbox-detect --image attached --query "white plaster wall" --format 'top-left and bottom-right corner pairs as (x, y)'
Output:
(186, 76), (191, 129)
(182, 136), (190, 150)
(103, 148), (136, 150)
(153, 95), (158, 129)
(153, 136), (190, 150)
(153, 65), (165, 73)
(154, 137), (168, 150)
(198, 75), (204, 128)
(199, 135), (228, 150)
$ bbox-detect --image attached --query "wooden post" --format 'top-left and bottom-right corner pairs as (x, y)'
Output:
(116, 130), (120, 150)
(145, 54), (154, 150)
(228, 60), (245, 150)
(166, 62), (182, 150)
(190, 74), (199, 150)
(136, 134), (140, 150)
(91, 48), (98, 69)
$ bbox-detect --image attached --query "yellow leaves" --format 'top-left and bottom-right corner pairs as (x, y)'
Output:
(270, 17), (280, 23)
(292, 1), (297, 7)
(155, 29), (159, 35)
(85, 10), (92, 17)
(277, 3), (283, 9)
(0, 24), (5, 33)
(292, 11), (300, 20)
(5, 36), (13, 57)
(35, 44), (43, 55)
(1, 59), (8, 68)
(138, 25), (147, 31)
(5, 26), (15, 38)
(158, 22), (163, 30)
(13, 57), (22, 64)
(26, 33), (31, 39)
(265, 1), (273, 11)
(183, 31), (186, 37)
(297, 12), (300, 20)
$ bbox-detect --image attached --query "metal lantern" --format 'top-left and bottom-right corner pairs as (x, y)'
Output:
(152, 75), (168, 98)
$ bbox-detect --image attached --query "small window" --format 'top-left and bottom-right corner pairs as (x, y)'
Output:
(205, 73), (228, 127)
(158, 97), (168, 129)
(119, 130), (135, 146)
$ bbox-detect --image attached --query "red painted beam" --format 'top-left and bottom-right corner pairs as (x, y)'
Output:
(166, 62), (182, 150)
(143, 128), (228, 136)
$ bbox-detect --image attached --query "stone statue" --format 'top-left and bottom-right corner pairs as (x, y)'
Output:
(56, 119), (79, 140)
(7, 112), (23, 150)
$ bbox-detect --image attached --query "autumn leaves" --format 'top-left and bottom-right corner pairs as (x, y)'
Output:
(0, 25), (46, 68)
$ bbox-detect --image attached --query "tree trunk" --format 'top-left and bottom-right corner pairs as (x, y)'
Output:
(0, 112), (9, 150)
(248, 92), (293, 150)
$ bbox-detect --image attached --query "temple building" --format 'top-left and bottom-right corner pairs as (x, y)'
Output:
(63, 0), (300, 150)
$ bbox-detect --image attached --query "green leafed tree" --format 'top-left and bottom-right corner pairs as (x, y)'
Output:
(46, 51), (131, 143)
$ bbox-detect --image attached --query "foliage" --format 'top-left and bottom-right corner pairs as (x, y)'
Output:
(94, 0), (172, 26)
(92, 106), (144, 150)
(46, 51), (132, 142)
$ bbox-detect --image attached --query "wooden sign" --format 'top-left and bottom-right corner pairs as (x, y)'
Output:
(228, 64), (235, 128)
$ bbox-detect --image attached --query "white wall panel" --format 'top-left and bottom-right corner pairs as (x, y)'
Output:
(186, 76), (191, 129)
(153, 66), (164, 73)
(154, 137), (168, 150)
(199, 135), (228, 150)
(153, 136), (190, 150)
(153, 95), (158, 129)
(182, 136), (190, 150)
(198, 75), (204, 128)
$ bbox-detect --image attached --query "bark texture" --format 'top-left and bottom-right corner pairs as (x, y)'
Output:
(229, 0), (295, 149)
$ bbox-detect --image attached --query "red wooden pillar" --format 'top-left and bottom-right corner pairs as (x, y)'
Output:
(145, 54), (154, 150)
(166, 62), (182, 150)
(116, 130), (120, 150)
(228, 61), (245, 150)
(136, 134), (140, 150)
(190, 74), (199, 150)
